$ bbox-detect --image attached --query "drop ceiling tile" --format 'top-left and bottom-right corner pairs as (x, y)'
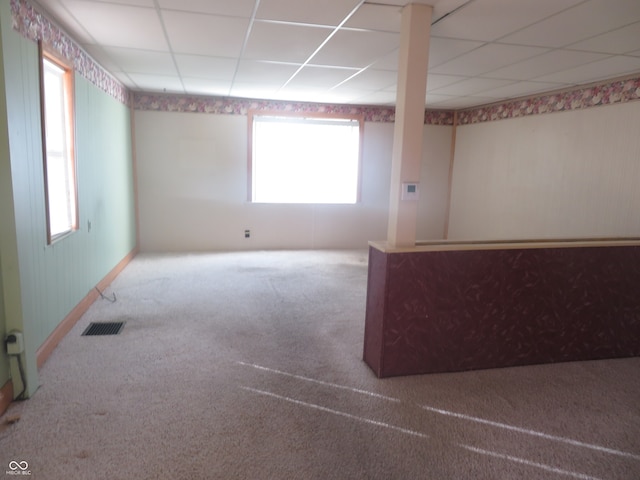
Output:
(344, 4), (402, 32)
(174, 55), (237, 80)
(430, 77), (516, 96)
(100, 47), (177, 75)
(76, 0), (154, 6)
(370, 50), (399, 71)
(349, 90), (397, 105)
(229, 83), (281, 100)
(326, 84), (377, 102)
(271, 87), (325, 103)
(286, 65), (360, 90)
(485, 50), (611, 80)
(430, 0), (584, 42)
(256, 0), (362, 26)
(182, 77), (233, 96)
(162, 11), (249, 57)
(110, 71), (136, 88)
(243, 22), (332, 63)
(428, 0), (471, 23)
(430, 43), (549, 76)
(428, 37), (484, 68)
(233, 61), (301, 86)
(426, 73), (468, 91)
(479, 81), (569, 99)
(311, 29), (401, 68)
(320, 89), (370, 105)
(38, 0), (94, 44)
(534, 55), (640, 84)
(157, 0), (255, 17)
(61, 1), (167, 50)
(568, 21), (640, 54)
(127, 73), (185, 93)
(82, 45), (124, 72)
(337, 68), (397, 90)
(428, 95), (496, 109)
(501, 0), (640, 48)
(426, 93), (459, 106)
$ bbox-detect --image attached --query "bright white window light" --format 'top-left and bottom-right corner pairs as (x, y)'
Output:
(252, 115), (361, 204)
(42, 56), (77, 242)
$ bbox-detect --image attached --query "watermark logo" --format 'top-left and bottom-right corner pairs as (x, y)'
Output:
(5, 461), (31, 476)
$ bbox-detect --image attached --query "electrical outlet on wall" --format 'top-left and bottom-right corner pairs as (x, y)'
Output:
(244, 230), (250, 238)
(5, 331), (24, 355)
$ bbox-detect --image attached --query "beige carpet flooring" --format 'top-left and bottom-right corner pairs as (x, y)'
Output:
(1, 250), (639, 479)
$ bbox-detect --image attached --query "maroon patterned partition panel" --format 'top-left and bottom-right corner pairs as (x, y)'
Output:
(363, 244), (640, 378)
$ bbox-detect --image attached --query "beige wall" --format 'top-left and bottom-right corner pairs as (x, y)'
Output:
(448, 101), (640, 240)
(417, 125), (453, 240)
(134, 110), (454, 251)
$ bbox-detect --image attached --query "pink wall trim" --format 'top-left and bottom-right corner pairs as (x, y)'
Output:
(458, 76), (640, 125)
(10, 0), (130, 106)
(133, 92), (455, 125)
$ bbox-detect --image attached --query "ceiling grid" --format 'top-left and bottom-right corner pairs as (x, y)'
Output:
(32, 0), (640, 108)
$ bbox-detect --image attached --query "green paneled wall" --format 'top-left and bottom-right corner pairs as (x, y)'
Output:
(0, 2), (136, 397)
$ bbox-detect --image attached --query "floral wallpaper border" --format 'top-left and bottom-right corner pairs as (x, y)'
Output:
(11, 0), (130, 106)
(133, 93), (455, 125)
(458, 76), (640, 125)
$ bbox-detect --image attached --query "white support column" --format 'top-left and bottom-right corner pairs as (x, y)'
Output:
(387, 3), (432, 248)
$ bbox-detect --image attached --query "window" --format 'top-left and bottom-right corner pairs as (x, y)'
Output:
(249, 112), (362, 204)
(39, 45), (78, 243)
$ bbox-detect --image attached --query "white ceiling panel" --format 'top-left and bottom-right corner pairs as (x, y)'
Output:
(485, 50), (611, 81)
(501, 0), (640, 48)
(256, 0), (362, 27)
(32, 0), (640, 109)
(243, 22), (332, 63)
(327, 84), (377, 102)
(534, 55), (640, 84)
(162, 11), (249, 57)
(568, 21), (640, 55)
(428, 37), (484, 68)
(427, 94), (496, 108)
(426, 73), (468, 91)
(370, 50), (399, 72)
(430, 77), (516, 96)
(85, 0), (154, 6)
(39, 0), (94, 44)
(337, 68), (397, 90)
(82, 44), (124, 72)
(344, 4), (402, 32)
(60, 1), (167, 50)
(321, 89), (370, 105)
(286, 65), (360, 90)
(430, 0), (585, 42)
(157, 0), (255, 17)
(311, 29), (400, 68)
(127, 73), (185, 93)
(182, 78), (233, 97)
(100, 47), (177, 75)
(350, 90), (397, 105)
(174, 55), (238, 81)
(431, 43), (549, 76)
(479, 81), (569, 99)
(110, 71), (136, 88)
(233, 61), (301, 86)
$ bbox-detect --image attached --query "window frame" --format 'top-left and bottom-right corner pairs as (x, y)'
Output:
(247, 110), (364, 204)
(38, 41), (78, 244)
